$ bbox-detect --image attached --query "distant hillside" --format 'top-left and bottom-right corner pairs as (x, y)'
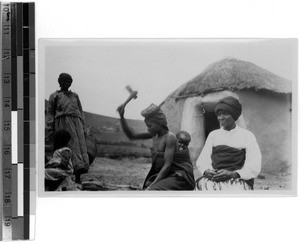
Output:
(83, 110), (152, 148)
(45, 100), (152, 157)
(84, 111), (147, 134)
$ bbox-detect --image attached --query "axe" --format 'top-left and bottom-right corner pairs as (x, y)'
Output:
(117, 85), (138, 114)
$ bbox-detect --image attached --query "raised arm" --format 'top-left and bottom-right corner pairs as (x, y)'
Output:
(118, 106), (152, 140)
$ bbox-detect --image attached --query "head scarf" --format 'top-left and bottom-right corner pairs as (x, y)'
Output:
(141, 104), (168, 130)
(215, 96), (242, 121)
(58, 73), (73, 84)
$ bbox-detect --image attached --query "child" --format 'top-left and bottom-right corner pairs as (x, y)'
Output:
(176, 131), (191, 151)
(45, 130), (74, 191)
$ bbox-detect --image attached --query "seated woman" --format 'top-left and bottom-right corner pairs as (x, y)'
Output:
(196, 96), (261, 191)
(118, 103), (195, 191)
(45, 130), (74, 191)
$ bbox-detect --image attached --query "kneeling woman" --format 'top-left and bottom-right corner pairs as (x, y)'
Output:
(196, 96), (261, 191)
(118, 104), (195, 191)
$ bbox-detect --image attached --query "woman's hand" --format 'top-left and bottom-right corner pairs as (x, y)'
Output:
(203, 169), (218, 180)
(212, 169), (240, 182)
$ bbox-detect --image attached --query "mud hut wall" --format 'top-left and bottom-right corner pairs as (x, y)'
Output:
(238, 90), (292, 174)
(180, 96), (205, 164)
(161, 98), (185, 133)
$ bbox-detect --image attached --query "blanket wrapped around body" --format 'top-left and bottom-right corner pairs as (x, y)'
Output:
(142, 149), (195, 190)
(45, 147), (73, 181)
(45, 147), (75, 191)
(196, 145), (254, 191)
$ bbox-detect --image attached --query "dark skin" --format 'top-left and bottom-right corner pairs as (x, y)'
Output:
(176, 131), (191, 151)
(118, 106), (179, 189)
(204, 110), (240, 182)
(59, 78), (72, 91)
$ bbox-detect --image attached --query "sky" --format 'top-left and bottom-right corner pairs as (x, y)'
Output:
(40, 39), (297, 119)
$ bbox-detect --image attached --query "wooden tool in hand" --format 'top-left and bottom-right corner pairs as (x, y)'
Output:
(117, 85), (138, 114)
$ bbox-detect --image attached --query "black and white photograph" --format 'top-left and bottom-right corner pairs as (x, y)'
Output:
(27, 0), (300, 243)
(39, 39), (297, 195)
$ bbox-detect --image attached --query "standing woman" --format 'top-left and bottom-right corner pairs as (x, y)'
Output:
(47, 73), (89, 183)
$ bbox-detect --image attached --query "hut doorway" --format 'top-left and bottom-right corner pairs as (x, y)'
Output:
(204, 111), (219, 138)
(200, 102), (220, 138)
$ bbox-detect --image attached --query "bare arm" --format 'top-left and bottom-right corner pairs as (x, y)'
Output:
(148, 133), (177, 187)
(118, 106), (151, 140)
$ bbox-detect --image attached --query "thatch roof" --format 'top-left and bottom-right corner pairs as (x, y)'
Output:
(164, 58), (292, 101)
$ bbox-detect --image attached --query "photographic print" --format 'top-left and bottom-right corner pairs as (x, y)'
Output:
(38, 39), (297, 195)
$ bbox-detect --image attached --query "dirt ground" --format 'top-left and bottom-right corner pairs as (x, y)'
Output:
(81, 157), (151, 190)
(254, 172), (292, 190)
(81, 157), (292, 191)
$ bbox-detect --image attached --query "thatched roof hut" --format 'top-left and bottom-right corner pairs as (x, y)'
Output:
(161, 58), (292, 176)
(163, 57), (291, 102)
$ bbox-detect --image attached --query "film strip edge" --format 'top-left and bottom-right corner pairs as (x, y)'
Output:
(27, 2), (35, 240)
(0, 2), (3, 239)
(1, 2), (12, 240)
(1, 2), (35, 240)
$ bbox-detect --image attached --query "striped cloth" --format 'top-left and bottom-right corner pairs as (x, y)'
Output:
(195, 176), (252, 191)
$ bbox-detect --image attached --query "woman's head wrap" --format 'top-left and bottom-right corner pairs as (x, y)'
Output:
(141, 104), (168, 130)
(215, 96), (242, 121)
(58, 73), (73, 84)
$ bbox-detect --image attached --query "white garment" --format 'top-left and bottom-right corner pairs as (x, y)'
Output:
(196, 125), (261, 180)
